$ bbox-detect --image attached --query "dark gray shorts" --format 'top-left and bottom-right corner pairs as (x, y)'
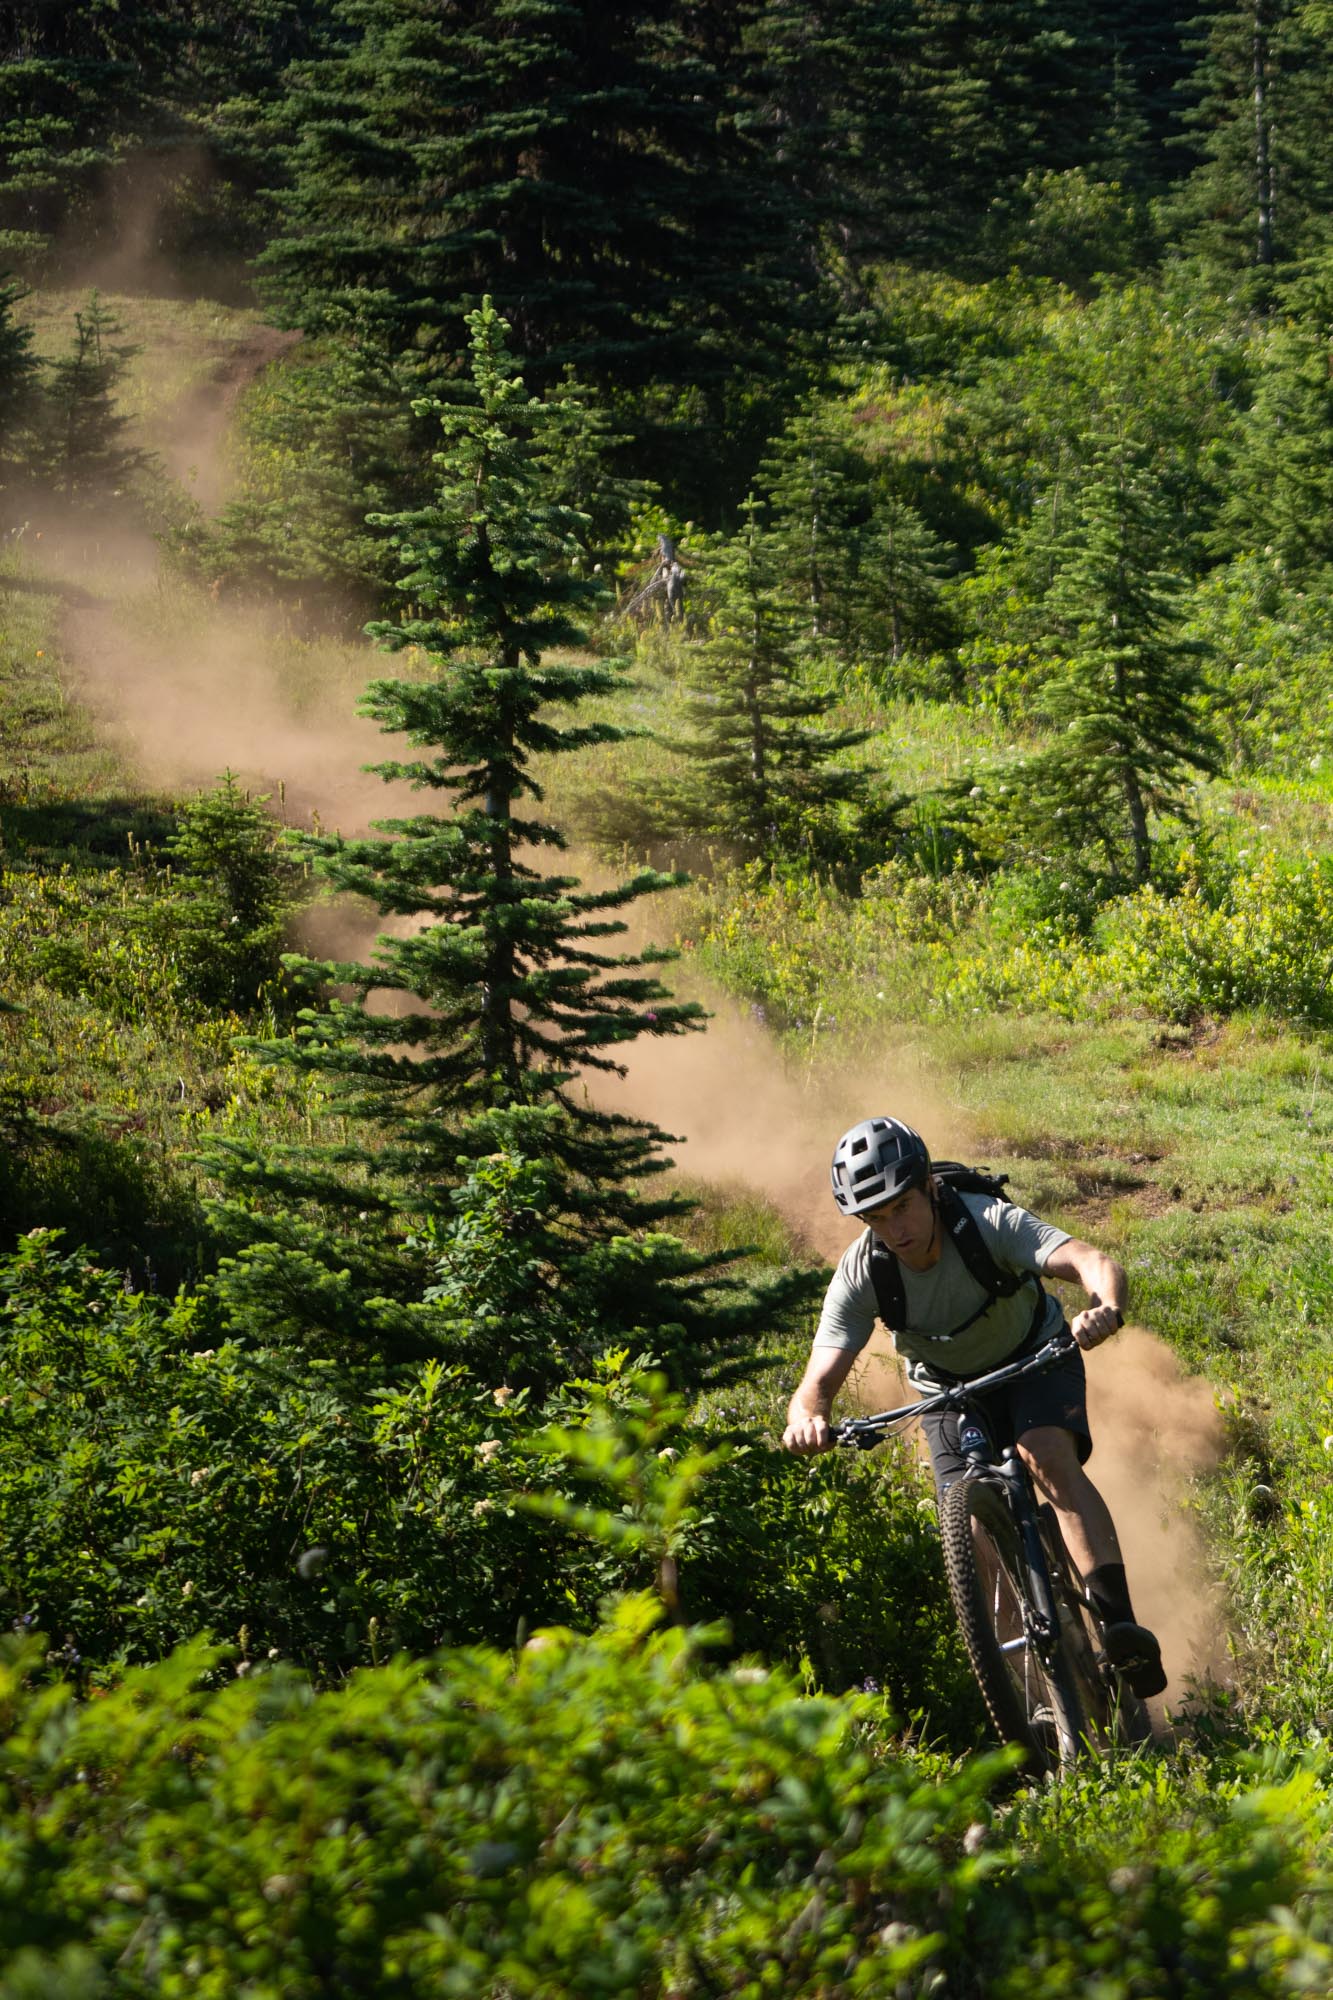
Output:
(918, 1323), (1091, 1493)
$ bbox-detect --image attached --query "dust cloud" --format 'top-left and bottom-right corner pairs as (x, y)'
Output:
(61, 580), (416, 836)
(1084, 1327), (1227, 1692)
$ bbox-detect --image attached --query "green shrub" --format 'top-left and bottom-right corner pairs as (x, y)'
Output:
(0, 1612), (1330, 1997)
(0, 1234), (976, 1732)
(146, 774), (305, 1012)
(1104, 849), (1333, 1024)
(0, 1612), (1006, 1998)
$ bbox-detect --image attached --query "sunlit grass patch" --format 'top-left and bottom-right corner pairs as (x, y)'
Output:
(19, 287), (275, 456)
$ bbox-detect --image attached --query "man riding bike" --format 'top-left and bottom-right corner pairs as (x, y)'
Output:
(782, 1116), (1167, 1700)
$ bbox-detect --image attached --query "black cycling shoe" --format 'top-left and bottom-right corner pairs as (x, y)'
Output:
(1102, 1621), (1168, 1699)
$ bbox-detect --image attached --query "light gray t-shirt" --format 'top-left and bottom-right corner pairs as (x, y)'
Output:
(814, 1192), (1070, 1387)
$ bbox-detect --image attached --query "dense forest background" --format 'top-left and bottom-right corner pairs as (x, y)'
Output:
(4, 3), (1333, 1993)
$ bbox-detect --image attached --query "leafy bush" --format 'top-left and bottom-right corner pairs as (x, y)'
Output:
(0, 1611), (1005, 1999)
(0, 1611), (1330, 1997)
(0, 1234), (974, 1731)
(1103, 849), (1333, 1024)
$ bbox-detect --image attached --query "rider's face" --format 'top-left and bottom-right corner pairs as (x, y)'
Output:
(863, 1184), (937, 1265)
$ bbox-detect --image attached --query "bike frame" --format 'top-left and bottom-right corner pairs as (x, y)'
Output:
(835, 1332), (1078, 1658)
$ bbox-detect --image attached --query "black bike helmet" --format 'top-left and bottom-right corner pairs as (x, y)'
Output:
(830, 1117), (931, 1217)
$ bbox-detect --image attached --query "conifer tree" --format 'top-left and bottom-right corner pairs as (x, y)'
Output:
(660, 499), (871, 866)
(854, 487), (956, 665)
(35, 294), (149, 505)
(1218, 252), (1333, 577)
(204, 304), (815, 1381)
(1168, 0), (1333, 286)
(261, 0), (810, 404)
(0, 278), (37, 503)
(1011, 444), (1219, 886)
(759, 402), (871, 646)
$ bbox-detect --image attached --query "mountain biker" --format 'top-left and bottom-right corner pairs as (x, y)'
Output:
(782, 1116), (1167, 1699)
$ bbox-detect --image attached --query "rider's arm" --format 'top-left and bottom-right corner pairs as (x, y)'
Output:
(1043, 1237), (1127, 1349)
(783, 1344), (860, 1455)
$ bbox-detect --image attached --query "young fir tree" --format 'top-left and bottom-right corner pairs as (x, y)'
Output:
(35, 293), (149, 505)
(854, 486), (956, 667)
(203, 304), (816, 1384)
(758, 400), (871, 646)
(1006, 443), (1220, 887)
(660, 498), (870, 868)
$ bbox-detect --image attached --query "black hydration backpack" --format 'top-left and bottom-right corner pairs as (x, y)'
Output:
(867, 1162), (1042, 1339)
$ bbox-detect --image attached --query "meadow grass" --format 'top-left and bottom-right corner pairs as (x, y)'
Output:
(18, 288), (274, 454)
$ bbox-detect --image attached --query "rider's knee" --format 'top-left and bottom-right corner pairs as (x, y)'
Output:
(1017, 1425), (1082, 1496)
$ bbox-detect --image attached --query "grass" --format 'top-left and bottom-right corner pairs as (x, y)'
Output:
(18, 288), (275, 456)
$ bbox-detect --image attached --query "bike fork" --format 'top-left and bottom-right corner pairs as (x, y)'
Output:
(997, 1458), (1060, 1647)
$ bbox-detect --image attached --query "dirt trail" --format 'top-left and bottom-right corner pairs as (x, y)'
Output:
(158, 326), (297, 511)
(35, 300), (1229, 1704)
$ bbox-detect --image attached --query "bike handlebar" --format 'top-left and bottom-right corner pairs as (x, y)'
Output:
(833, 1329), (1078, 1451)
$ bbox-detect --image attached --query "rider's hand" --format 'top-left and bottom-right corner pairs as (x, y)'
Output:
(1070, 1301), (1123, 1351)
(782, 1410), (834, 1455)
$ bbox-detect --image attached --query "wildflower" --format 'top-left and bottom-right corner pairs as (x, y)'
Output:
(476, 1438), (502, 1462)
(492, 1384), (513, 1405)
(190, 1466), (210, 1486)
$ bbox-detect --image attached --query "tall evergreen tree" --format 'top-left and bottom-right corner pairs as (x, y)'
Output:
(1167, 0), (1333, 286)
(660, 499), (871, 868)
(749, 0), (1122, 273)
(0, 1), (336, 271)
(204, 303), (815, 1381)
(260, 0), (813, 407)
(1012, 442), (1220, 885)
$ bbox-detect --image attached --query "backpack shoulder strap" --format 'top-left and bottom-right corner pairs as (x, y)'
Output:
(937, 1182), (1029, 1302)
(867, 1231), (905, 1329)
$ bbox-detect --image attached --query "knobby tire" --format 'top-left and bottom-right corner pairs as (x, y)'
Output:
(939, 1473), (1088, 1775)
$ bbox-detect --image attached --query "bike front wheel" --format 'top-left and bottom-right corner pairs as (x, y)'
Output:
(940, 1473), (1088, 1775)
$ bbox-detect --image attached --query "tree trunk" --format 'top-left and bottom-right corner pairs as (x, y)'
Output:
(1253, 3), (1275, 267)
(1122, 766), (1152, 885)
(481, 646), (519, 1088)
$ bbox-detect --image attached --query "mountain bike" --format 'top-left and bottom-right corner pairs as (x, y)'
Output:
(836, 1332), (1153, 1775)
